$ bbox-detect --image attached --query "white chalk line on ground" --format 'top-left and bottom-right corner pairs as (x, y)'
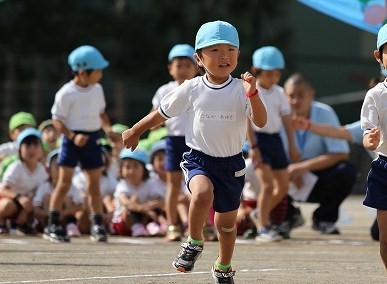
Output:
(0, 269), (282, 284)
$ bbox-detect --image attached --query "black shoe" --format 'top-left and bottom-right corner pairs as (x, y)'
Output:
(90, 224), (107, 242)
(289, 207), (305, 230)
(312, 221), (340, 235)
(16, 223), (37, 236)
(211, 265), (235, 284)
(243, 227), (257, 239)
(43, 224), (70, 243)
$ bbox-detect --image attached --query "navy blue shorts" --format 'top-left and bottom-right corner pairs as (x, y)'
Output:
(180, 149), (245, 213)
(58, 130), (103, 170)
(165, 136), (190, 171)
(255, 132), (289, 170)
(364, 155), (387, 210)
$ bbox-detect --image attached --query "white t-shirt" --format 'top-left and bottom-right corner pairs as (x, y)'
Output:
(72, 170), (118, 197)
(113, 179), (162, 216)
(252, 84), (290, 134)
(158, 75), (251, 157)
(51, 81), (106, 131)
(152, 81), (189, 136)
(149, 172), (188, 198)
(2, 160), (48, 196)
(242, 158), (260, 201)
(0, 141), (18, 158)
(33, 180), (83, 207)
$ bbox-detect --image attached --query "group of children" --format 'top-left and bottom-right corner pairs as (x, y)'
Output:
(1, 19), (386, 283)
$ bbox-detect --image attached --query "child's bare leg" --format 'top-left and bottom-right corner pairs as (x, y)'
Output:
(50, 166), (74, 210)
(84, 168), (103, 214)
(214, 209), (238, 267)
(377, 210), (387, 269)
(256, 165), (274, 229)
(187, 175), (213, 240)
(166, 171), (183, 226)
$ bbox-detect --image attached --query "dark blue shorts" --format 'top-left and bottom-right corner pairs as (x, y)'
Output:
(180, 149), (245, 213)
(165, 136), (190, 171)
(58, 130), (103, 170)
(255, 132), (289, 170)
(364, 155), (387, 210)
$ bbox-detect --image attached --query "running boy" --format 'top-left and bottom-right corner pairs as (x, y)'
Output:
(361, 23), (387, 269)
(43, 45), (120, 243)
(122, 20), (267, 283)
(151, 44), (199, 241)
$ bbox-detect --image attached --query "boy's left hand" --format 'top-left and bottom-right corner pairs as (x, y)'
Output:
(241, 72), (257, 94)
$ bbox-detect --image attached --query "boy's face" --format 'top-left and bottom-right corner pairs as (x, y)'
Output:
(168, 58), (198, 84)
(120, 159), (145, 186)
(196, 44), (239, 83)
(42, 125), (59, 144)
(76, 69), (103, 87)
(20, 139), (43, 163)
(256, 69), (282, 89)
(152, 151), (165, 175)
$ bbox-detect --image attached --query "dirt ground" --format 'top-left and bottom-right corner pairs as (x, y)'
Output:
(0, 195), (385, 284)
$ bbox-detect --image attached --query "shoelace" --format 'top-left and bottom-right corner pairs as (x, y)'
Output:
(213, 268), (235, 283)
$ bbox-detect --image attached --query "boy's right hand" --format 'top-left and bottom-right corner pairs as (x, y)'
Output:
(122, 129), (139, 150)
(365, 127), (380, 151)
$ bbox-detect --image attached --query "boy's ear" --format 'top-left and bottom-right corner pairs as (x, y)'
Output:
(194, 53), (203, 67)
(374, 50), (382, 63)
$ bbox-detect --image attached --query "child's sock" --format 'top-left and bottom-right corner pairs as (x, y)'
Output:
(215, 260), (231, 271)
(187, 235), (204, 246)
(48, 210), (60, 226)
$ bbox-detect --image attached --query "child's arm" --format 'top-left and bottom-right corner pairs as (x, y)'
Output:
(52, 119), (88, 147)
(363, 127), (380, 151)
(122, 110), (166, 150)
(100, 112), (121, 143)
(241, 72), (267, 128)
(282, 114), (300, 163)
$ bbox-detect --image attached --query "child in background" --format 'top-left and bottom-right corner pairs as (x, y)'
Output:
(361, 23), (387, 269)
(247, 46), (299, 242)
(0, 111), (37, 161)
(111, 148), (165, 237)
(107, 123), (129, 179)
(43, 45), (121, 243)
(122, 20), (267, 283)
(151, 44), (199, 241)
(149, 139), (190, 236)
(0, 128), (48, 235)
(33, 149), (83, 237)
(38, 119), (60, 160)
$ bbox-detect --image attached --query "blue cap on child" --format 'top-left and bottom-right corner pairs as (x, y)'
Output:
(252, 46), (285, 70)
(168, 44), (195, 62)
(377, 24), (387, 50)
(195, 20), (239, 50)
(17, 127), (42, 146)
(119, 147), (149, 165)
(68, 45), (109, 72)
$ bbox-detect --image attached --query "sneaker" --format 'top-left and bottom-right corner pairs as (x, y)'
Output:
(202, 225), (218, 241)
(166, 225), (182, 241)
(66, 223), (81, 237)
(211, 265), (235, 284)
(16, 223), (37, 236)
(90, 224), (108, 242)
(146, 222), (163, 236)
(0, 224), (9, 235)
(172, 242), (203, 272)
(289, 207), (305, 230)
(131, 223), (149, 237)
(243, 227), (257, 239)
(43, 224), (70, 243)
(255, 226), (283, 243)
(312, 221), (340, 235)
(276, 222), (290, 239)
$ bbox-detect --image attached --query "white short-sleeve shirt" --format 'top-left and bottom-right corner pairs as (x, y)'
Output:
(252, 84), (291, 134)
(113, 179), (162, 216)
(33, 180), (83, 207)
(51, 81), (106, 131)
(361, 81), (387, 157)
(158, 75), (251, 157)
(2, 160), (48, 196)
(152, 81), (189, 136)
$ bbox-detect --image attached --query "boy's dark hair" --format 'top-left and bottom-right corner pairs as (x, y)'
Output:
(18, 136), (42, 162)
(195, 50), (206, 75)
(72, 69), (94, 76)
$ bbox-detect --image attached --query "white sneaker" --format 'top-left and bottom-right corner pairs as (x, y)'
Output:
(256, 227), (283, 243)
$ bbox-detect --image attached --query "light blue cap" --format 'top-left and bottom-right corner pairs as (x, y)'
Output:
(195, 20), (239, 50)
(168, 44), (195, 61)
(377, 24), (387, 50)
(252, 46), (285, 70)
(242, 141), (250, 153)
(46, 149), (59, 167)
(119, 147), (149, 164)
(150, 139), (166, 158)
(68, 45), (109, 72)
(17, 127), (42, 146)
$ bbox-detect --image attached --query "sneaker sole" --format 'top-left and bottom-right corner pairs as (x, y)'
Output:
(42, 233), (70, 244)
(172, 252), (202, 273)
(255, 236), (283, 243)
(90, 235), (108, 242)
